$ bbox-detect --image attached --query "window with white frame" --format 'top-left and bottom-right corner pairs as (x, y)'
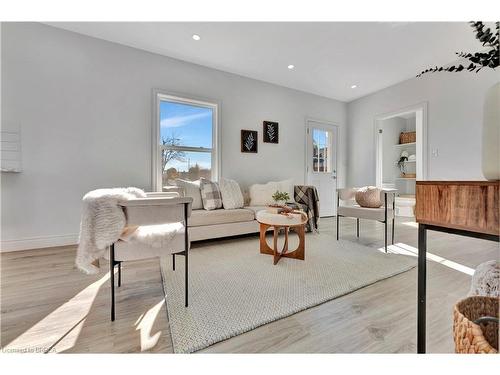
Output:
(153, 93), (219, 191)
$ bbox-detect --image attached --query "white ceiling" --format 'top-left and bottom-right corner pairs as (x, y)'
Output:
(45, 22), (479, 102)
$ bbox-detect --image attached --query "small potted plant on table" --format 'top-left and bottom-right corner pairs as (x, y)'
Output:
(266, 191), (291, 214)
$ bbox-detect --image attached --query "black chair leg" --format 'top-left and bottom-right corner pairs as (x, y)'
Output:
(185, 249), (189, 307)
(117, 261), (122, 287)
(110, 244), (115, 322)
(392, 193), (396, 245)
(172, 253), (176, 271)
(384, 221), (388, 253)
(184, 202), (189, 308)
(336, 216), (340, 240)
(392, 218), (395, 244)
(356, 218), (360, 238)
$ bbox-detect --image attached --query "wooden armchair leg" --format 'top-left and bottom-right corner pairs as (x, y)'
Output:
(172, 254), (176, 271)
(356, 218), (360, 238)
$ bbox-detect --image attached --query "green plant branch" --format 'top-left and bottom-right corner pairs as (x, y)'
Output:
(417, 21), (499, 78)
(272, 191), (290, 204)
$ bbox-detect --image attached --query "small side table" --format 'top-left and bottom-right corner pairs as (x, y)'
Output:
(256, 210), (308, 265)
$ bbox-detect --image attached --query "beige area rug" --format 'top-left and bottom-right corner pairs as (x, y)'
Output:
(160, 232), (415, 353)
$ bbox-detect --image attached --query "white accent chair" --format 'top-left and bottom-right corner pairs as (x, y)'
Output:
(104, 192), (193, 321)
(336, 188), (397, 252)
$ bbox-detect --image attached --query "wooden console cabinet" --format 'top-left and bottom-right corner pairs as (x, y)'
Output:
(415, 181), (499, 353)
(416, 181), (499, 235)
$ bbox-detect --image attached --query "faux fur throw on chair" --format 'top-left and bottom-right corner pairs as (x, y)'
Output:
(76, 187), (147, 274)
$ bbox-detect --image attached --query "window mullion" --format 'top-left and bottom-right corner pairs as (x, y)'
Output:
(162, 145), (213, 153)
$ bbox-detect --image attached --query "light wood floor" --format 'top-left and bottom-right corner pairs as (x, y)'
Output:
(1, 218), (498, 353)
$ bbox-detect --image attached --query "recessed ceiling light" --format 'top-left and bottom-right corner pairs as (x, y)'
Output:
(351, 84), (358, 89)
(287, 64), (295, 70)
(192, 34), (201, 41)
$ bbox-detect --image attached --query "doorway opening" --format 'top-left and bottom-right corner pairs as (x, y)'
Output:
(374, 103), (427, 218)
(305, 119), (339, 217)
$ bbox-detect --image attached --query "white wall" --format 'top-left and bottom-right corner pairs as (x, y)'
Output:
(0, 23), (347, 251)
(347, 69), (499, 187)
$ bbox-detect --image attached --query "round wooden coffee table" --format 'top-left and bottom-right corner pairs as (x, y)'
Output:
(256, 210), (308, 265)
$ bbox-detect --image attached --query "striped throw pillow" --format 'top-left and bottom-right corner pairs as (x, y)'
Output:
(200, 178), (223, 210)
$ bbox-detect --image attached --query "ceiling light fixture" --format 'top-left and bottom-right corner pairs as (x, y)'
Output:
(351, 84), (358, 89)
(192, 34), (201, 41)
(287, 64), (295, 70)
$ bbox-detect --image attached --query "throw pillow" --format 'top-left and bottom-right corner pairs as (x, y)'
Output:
(355, 186), (382, 208)
(199, 178), (223, 210)
(219, 178), (244, 209)
(277, 179), (295, 202)
(249, 181), (279, 206)
(174, 179), (203, 210)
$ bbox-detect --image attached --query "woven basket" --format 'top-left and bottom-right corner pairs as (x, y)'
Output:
(399, 131), (416, 144)
(453, 296), (499, 353)
(401, 172), (416, 178)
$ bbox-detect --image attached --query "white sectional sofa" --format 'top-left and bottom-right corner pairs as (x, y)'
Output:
(165, 179), (295, 241)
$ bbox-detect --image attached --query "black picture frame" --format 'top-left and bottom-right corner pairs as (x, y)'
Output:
(241, 130), (258, 153)
(263, 121), (279, 144)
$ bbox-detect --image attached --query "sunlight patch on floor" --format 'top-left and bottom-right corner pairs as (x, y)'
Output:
(401, 221), (418, 228)
(135, 299), (164, 352)
(4, 273), (109, 353)
(379, 242), (475, 276)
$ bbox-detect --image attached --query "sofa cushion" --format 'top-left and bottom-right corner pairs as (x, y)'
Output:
(277, 179), (295, 203)
(174, 179), (203, 209)
(244, 206), (268, 216)
(189, 208), (254, 227)
(200, 178), (223, 210)
(249, 181), (278, 206)
(219, 178), (244, 209)
(248, 180), (295, 206)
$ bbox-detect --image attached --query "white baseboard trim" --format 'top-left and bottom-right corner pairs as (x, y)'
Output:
(0, 233), (79, 252)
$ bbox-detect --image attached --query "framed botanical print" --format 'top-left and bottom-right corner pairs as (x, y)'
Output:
(263, 121), (279, 144)
(241, 130), (258, 153)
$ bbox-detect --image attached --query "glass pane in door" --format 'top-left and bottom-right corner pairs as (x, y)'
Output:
(312, 128), (331, 173)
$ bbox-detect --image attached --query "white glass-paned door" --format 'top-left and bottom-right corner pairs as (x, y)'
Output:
(306, 121), (338, 217)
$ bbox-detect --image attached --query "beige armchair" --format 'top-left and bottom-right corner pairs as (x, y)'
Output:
(104, 192), (193, 321)
(336, 188), (397, 252)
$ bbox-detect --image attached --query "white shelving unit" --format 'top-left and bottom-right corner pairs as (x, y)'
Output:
(394, 160), (416, 164)
(394, 142), (416, 148)
(379, 114), (417, 216)
(376, 103), (427, 219)
(394, 142), (416, 216)
(394, 142), (416, 196)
